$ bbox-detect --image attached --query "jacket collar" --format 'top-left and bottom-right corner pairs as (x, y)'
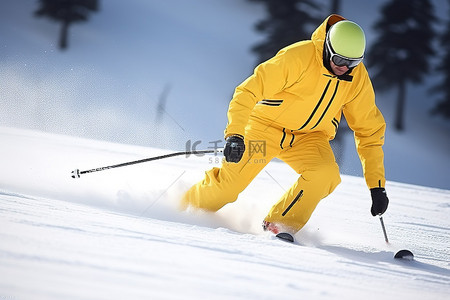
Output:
(312, 14), (355, 81)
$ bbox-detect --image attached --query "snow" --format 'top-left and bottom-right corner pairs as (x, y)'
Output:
(0, 127), (449, 300)
(0, 0), (449, 298)
(0, 0), (449, 190)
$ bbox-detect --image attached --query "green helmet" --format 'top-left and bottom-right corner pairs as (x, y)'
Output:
(328, 20), (366, 58)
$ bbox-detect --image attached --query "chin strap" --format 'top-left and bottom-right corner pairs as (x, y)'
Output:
(337, 74), (353, 82)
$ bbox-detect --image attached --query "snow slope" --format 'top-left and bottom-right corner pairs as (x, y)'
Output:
(1, 0), (449, 191)
(0, 127), (449, 299)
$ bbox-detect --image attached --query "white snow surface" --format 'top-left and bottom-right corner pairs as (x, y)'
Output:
(1, 0), (449, 191)
(0, 127), (449, 299)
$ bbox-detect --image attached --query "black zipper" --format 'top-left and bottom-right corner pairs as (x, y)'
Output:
(258, 99), (283, 106)
(332, 118), (339, 132)
(298, 80), (331, 130)
(282, 190), (304, 216)
(298, 78), (341, 130)
(310, 80), (340, 129)
(280, 128), (286, 149)
(280, 128), (295, 149)
(289, 130), (295, 147)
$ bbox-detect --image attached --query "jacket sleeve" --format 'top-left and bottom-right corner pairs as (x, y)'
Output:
(224, 48), (302, 138)
(343, 71), (386, 189)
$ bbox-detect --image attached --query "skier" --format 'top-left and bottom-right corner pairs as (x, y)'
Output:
(181, 14), (389, 238)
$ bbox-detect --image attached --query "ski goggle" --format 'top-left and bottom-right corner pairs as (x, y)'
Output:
(325, 35), (364, 68)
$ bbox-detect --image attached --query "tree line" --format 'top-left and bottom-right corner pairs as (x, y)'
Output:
(32, 0), (449, 127)
(249, 0), (450, 129)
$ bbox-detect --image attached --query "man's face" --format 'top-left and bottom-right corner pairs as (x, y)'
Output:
(329, 60), (349, 76)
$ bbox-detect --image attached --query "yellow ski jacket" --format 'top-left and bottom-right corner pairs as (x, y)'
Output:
(224, 14), (386, 189)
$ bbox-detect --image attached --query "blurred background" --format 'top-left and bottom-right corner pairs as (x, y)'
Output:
(0, 0), (449, 189)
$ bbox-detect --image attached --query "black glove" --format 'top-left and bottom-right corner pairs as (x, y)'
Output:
(370, 187), (389, 216)
(224, 135), (245, 163)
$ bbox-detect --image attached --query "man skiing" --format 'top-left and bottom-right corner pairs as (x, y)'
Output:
(181, 14), (389, 238)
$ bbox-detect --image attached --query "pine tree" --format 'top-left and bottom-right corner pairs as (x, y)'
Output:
(367, 0), (436, 131)
(248, 0), (322, 64)
(431, 0), (450, 119)
(330, 0), (341, 14)
(35, 0), (99, 50)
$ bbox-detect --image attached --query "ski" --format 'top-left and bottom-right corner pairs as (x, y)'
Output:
(274, 232), (413, 261)
(394, 249), (414, 260)
(276, 232), (295, 243)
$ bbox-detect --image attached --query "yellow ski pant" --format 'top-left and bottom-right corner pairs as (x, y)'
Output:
(182, 118), (341, 233)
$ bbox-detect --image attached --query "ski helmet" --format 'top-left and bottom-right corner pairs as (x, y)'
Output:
(328, 20), (366, 59)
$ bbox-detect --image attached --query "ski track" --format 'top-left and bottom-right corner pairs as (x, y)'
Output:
(0, 191), (449, 300)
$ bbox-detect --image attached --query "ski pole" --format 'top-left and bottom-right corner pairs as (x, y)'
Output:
(378, 215), (389, 243)
(71, 148), (223, 178)
(378, 214), (415, 260)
